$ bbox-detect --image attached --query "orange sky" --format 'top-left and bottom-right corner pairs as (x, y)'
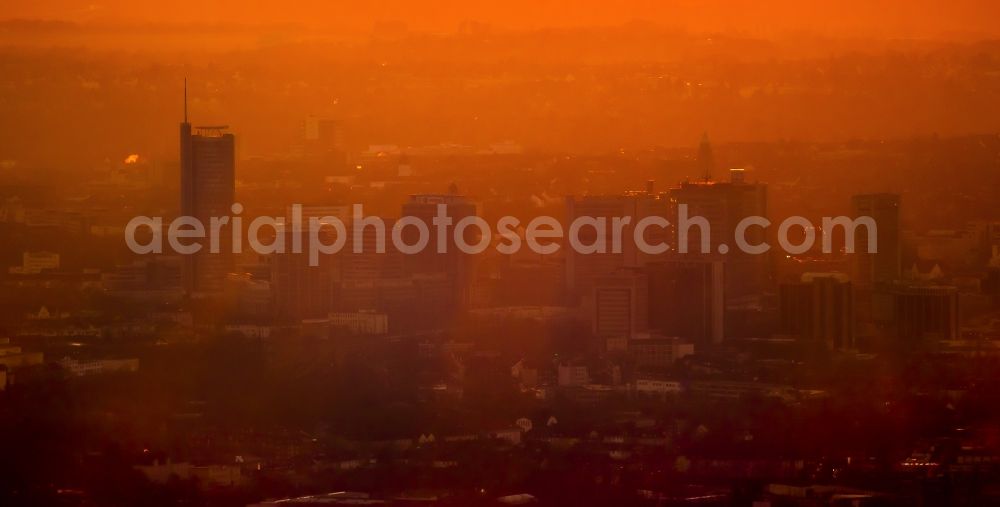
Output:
(3, 0), (1000, 40)
(2, 0), (1000, 164)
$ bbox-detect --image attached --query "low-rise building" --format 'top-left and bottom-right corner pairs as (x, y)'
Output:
(9, 251), (60, 275)
(59, 357), (139, 376)
(635, 378), (683, 396)
(135, 459), (244, 488)
(0, 338), (44, 370)
(628, 335), (695, 369)
(329, 310), (389, 335)
(557, 362), (589, 387)
(690, 381), (797, 402)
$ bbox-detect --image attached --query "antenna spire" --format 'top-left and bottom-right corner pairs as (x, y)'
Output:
(697, 132), (714, 182)
(183, 78), (188, 123)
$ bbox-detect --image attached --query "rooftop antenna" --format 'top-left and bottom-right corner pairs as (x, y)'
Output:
(183, 78), (188, 123)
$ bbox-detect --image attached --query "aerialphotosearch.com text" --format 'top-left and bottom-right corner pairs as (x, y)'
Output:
(124, 203), (879, 266)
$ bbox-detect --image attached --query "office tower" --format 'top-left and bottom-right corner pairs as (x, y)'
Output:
(334, 274), (451, 332)
(669, 166), (767, 298)
(565, 188), (670, 300)
(288, 205), (405, 284)
(890, 284), (959, 343)
(591, 270), (648, 339)
(343, 217), (405, 283)
(400, 193), (477, 309)
(850, 193), (901, 287)
(180, 82), (236, 296)
(779, 272), (855, 351)
(645, 259), (725, 345)
(271, 226), (337, 321)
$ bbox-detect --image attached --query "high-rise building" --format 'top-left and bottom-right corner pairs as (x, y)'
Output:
(890, 284), (959, 343)
(334, 273), (453, 332)
(565, 187), (670, 300)
(645, 259), (725, 345)
(180, 82), (235, 296)
(591, 270), (648, 339)
(342, 218), (405, 283)
(669, 167), (767, 298)
(850, 193), (901, 287)
(271, 226), (337, 322)
(779, 272), (855, 351)
(401, 193), (478, 309)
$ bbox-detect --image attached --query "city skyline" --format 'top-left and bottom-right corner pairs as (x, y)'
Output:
(1, 3), (1000, 506)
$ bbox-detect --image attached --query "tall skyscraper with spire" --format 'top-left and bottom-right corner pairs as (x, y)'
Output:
(180, 80), (236, 296)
